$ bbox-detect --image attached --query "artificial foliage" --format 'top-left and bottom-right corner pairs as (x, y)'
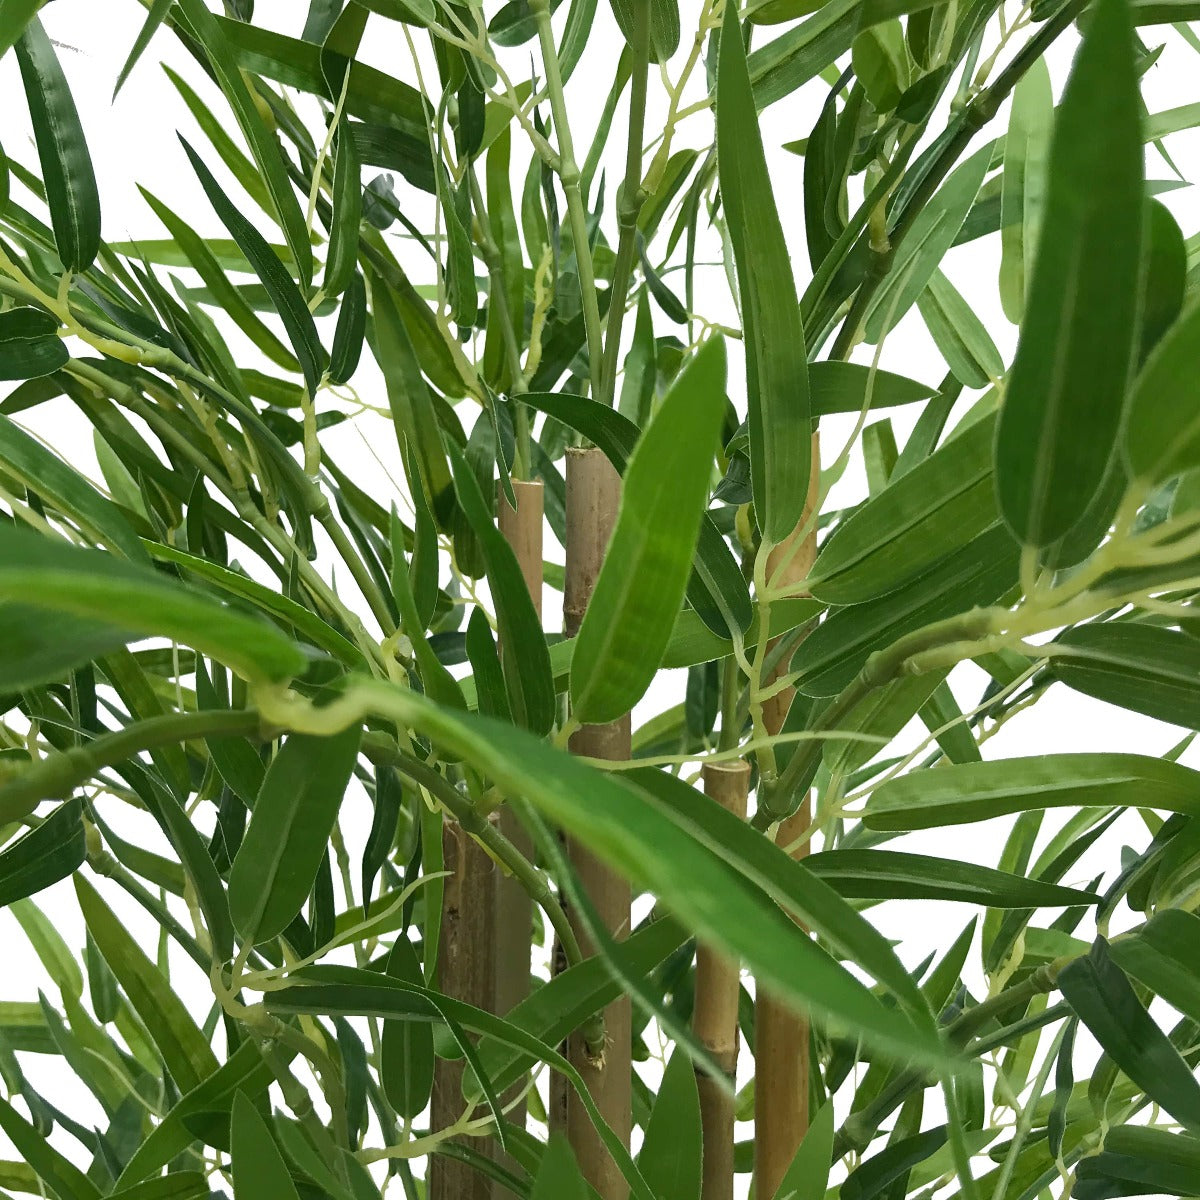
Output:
(1, 0), (1200, 1197)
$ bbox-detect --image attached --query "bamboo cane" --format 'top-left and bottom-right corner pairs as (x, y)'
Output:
(553, 446), (632, 1200)
(429, 821), (498, 1200)
(694, 761), (751, 1200)
(755, 436), (821, 1199)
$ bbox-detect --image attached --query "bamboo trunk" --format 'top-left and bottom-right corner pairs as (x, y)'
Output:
(491, 480), (542, 1185)
(430, 480), (543, 1200)
(429, 822), (497, 1200)
(755, 436), (821, 1199)
(553, 446), (632, 1200)
(694, 761), (751, 1200)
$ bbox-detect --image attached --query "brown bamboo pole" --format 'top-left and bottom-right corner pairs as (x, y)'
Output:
(755, 436), (821, 1199)
(429, 822), (497, 1200)
(553, 445), (632, 1200)
(490, 480), (543, 1190)
(694, 761), (751, 1200)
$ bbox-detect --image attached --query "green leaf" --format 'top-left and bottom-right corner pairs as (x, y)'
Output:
(1108, 908), (1200, 1023)
(995, 0), (1144, 548)
(808, 413), (997, 604)
(182, 140), (325, 396)
(795, 523), (1019, 696)
(611, 0), (679, 60)
(1050, 622), (1200, 728)
(842, 1126), (948, 1200)
(0, 797), (84, 908)
(381, 936), (434, 1119)
(531, 1135), (588, 1200)
(174, 0), (314, 286)
(0, 412), (148, 561)
(0, 0), (45, 59)
(1137, 196), (1186, 360)
(75, 875), (219, 1093)
(0, 1093), (101, 1200)
(570, 337), (728, 724)
(0, 602), (129, 692)
(447, 443), (554, 733)
(804, 849), (1099, 908)
(371, 272), (455, 526)
(325, 118), (362, 299)
(863, 753), (1200, 831)
(1059, 936), (1200, 1130)
(999, 56), (1052, 325)
(863, 144), (990, 344)
(717, 3), (810, 545)
(14, 17), (101, 272)
(231, 1092), (301, 1200)
(228, 721), (363, 945)
(108, 1173), (210, 1200)
(11, 897), (83, 999)
(117, 1040), (275, 1185)
(773, 1099), (834, 1200)
(138, 187), (300, 373)
(338, 677), (949, 1066)
(1123, 294), (1200, 485)
(637, 1049), (702, 1200)
(113, 0), (174, 98)
(0, 306), (67, 380)
(0, 525), (307, 683)
(1075, 1125), (1200, 1199)
(917, 270), (1004, 389)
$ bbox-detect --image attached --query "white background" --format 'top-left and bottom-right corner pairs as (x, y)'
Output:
(1, 0), (1199, 1194)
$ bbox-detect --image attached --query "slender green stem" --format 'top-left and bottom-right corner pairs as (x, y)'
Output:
(598, 0), (651, 409)
(531, 0), (605, 400)
(0, 709), (264, 825)
(826, 0), (1087, 358)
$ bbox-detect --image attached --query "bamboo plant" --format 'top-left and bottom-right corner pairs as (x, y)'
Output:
(3, 0), (1200, 1197)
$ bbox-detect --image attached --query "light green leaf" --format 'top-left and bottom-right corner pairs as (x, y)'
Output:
(917, 270), (1004, 388)
(809, 413), (996, 604)
(0, 1093), (100, 1200)
(717, 3), (811, 545)
(774, 1099), (834, 1200)
(864, 753), (1200, 830)
(228, 722), (363, 945)
(863, 144), (990, 344)
(999, 56), (1052, 325)
(75, 875), (219, 1093)
(637, 1049), (702, 1200)
(570, 337), (728, 724)
(0, 524), (307, 683)
(995, 0), (1144, 547)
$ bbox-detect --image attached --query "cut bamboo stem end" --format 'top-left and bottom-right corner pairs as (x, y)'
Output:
(429, 822), (498, 1200)
(755, 436), (820, 1199)
(695, 761), (751, 1200)
(555, 447), (633, 1200)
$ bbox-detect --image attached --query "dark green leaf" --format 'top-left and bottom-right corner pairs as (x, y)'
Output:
(637, 1050), (702, 1200)
(1059, 937), (1200, 1129)
(228, 722), (363, 945)
(570, 338), (728, 724)
(231, 1092), (300, 1200)
(381, 936), (434, 1119)
(717, 3), (811, 544)
(182, 140), (325, 396)
(0, 306), (67, 380)
(0, 798), (84, 908)
(329, 272), (367, 384)
(995, 0), (1144, 547)
(15, 17), (101, 271)
(531, 1135), (588, 1200)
